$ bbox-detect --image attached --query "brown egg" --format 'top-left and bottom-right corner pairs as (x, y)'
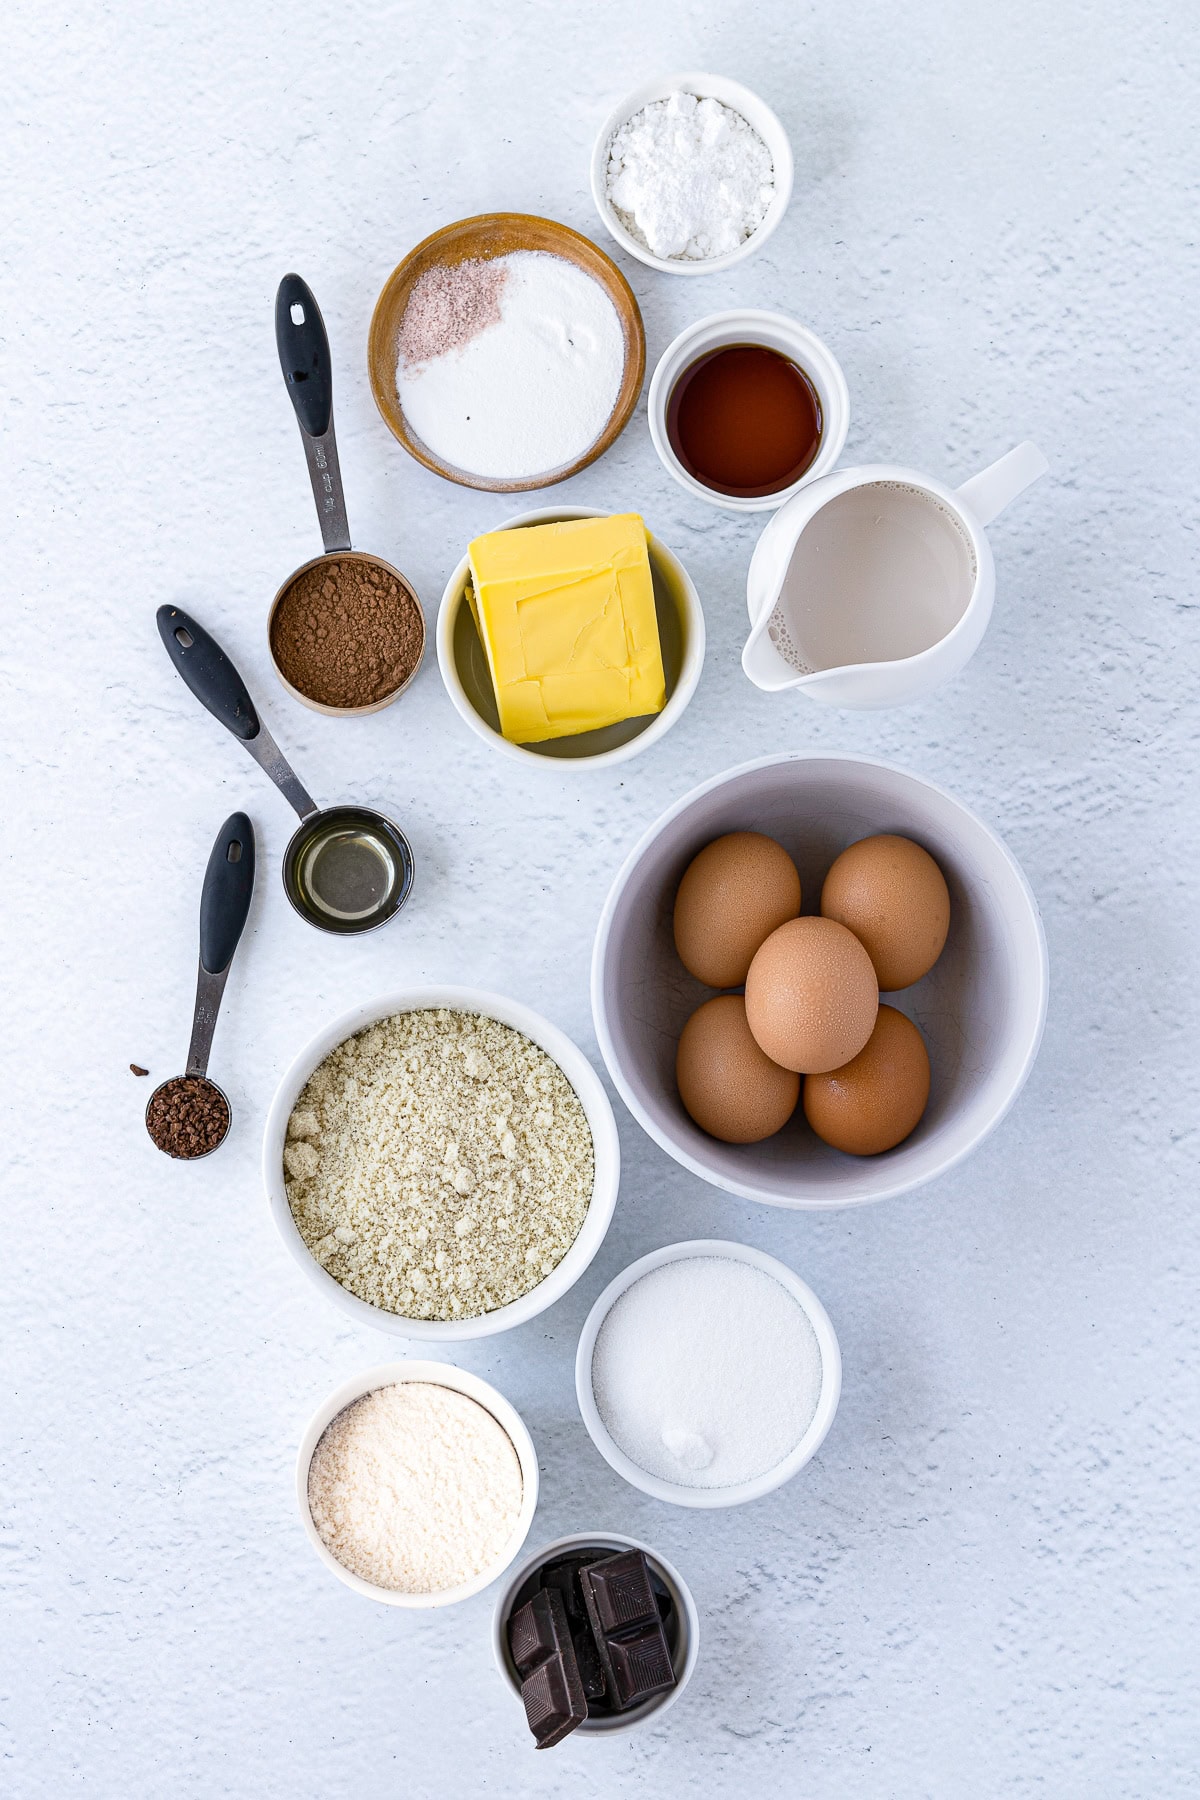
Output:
(820, 834), (950, 991)
(803, 1005), (931, 1155)
(676, 995), (800, 1143)
(744, 917), (879, 1074)
(673, 832), (802, 989)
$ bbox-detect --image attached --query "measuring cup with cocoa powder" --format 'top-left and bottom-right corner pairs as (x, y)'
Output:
(146, 811), (255, 1160)
(157, 606), (415, 934)
(270, 274), (425, 715)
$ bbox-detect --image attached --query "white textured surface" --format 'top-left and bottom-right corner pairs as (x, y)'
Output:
(4, 1), (1198, 1794)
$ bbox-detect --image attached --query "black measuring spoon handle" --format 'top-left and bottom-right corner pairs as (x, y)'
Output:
(275, 273), (351, 553)
(156, 605), (320, 822)
(157, 605), (260, 741)
(276, 273), (333, 439)
(200, 812), (256, 975)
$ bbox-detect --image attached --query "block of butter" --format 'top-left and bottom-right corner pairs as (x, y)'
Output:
(466, 513), (667, 745)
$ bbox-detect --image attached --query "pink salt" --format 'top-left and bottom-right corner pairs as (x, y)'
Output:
(397, 259), (509, 367)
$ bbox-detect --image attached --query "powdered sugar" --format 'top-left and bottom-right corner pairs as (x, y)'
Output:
(590, 1256), (823, 1489)
(395, 250), (625, 480)
(605, 91), (775, 262)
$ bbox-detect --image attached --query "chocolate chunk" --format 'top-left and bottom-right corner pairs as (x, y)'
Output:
(570, 1617), (608, 1703)
(130, 1064), (149, 1077)
(540, 1556), (591, 1623)
(581, 1550), (677, 1712)
(508, 1586), (587, 1749)
(607, 1622), (676, 1704)
(509, 1588), (556, 1676)
(582, 1549), (658, 1633)
(535, 1556), (609, 1703)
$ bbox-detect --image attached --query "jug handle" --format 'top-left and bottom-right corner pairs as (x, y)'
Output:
(956, 441), (1048, 528)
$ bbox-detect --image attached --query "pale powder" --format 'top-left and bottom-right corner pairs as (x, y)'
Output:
(307, 1382), (523, 1593)
(285, 1009), (593, 1321)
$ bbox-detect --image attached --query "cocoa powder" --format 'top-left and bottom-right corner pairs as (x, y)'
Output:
(270, 556), (424, 709)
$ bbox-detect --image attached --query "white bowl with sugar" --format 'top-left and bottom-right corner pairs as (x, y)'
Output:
(590, 74), (794, 275)
(576, 1239), (841, 1508)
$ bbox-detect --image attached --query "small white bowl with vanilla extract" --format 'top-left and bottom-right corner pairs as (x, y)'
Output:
(648, 310), (850, 513)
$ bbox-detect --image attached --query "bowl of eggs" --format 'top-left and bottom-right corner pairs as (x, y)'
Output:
(590, 754), (1048, 1208)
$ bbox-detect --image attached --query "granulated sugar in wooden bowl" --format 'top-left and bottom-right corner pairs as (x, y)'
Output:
(262, 987), (620, 1340)
(297, 1361), (539, 1608)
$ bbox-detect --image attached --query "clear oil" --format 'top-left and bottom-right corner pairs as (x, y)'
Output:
(288, 810), (411, 929)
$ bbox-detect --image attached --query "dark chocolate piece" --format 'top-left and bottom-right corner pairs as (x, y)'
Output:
(508, 1586), (588, 1749)
(581, 1550), (677, 1712)
(607, 1622), (676, 1702)
(583, 1549), (659, 1633)
(539, 1556), (608, 1700)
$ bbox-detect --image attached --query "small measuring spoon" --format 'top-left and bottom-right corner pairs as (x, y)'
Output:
(145, 812), (255, 1160)
(269, 273), (425, 716)
(157, 604), (415, 933)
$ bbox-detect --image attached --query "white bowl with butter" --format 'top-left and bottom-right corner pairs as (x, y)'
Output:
(436, 507), (705, 769)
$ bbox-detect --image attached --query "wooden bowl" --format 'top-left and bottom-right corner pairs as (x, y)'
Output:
(367, 213), (646, 493)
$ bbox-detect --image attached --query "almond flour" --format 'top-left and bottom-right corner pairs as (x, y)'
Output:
(307, 1382), (523, 1593)
(284, 1008), (593, 1321)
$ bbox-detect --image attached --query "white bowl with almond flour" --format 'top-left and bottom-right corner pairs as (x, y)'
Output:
(297, 1361), (539, 1608)
(263, 987), (620, 1341)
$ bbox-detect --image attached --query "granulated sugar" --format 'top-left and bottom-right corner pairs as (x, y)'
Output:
(590, 1256), (822, 1489)
(307, 1382), (523, 1593)
(395, 250), (625, 480)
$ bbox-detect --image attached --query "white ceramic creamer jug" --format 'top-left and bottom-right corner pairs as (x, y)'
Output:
(742, 442), (1048, 708)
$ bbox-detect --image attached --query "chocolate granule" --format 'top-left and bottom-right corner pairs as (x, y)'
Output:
(146, 1076), (230, 1160)
(270, 557), (424, 710)
(130, 1063), (149, 1077)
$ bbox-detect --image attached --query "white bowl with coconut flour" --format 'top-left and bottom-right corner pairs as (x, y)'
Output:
(590, 74), (794, 274)
(263, 987), (620, 1341)
(576, 1240), (841, 1508)
(297, 1362), (539, 1608)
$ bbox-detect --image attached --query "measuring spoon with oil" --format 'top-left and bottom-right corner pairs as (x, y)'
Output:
(157, 605), (415, 933)
(145, 811), (254, 1160)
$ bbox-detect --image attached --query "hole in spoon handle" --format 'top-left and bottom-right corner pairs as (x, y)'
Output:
(199, 812), (256, 976)
(156, 606), (261, 742)
(276, 273), (333, 439)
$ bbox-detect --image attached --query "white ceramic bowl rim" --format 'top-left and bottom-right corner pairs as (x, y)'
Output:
(263, 986), (620, 1339)
(646, 310), (850, 513)
(590, 71), (795, 275)
(574, 1238), (842, 1508)
(435, 506), (706, 769)
(297, 1360), (540, 1609)
(590, 753), (1049, 1209)
(491, 1530), (701, 1733)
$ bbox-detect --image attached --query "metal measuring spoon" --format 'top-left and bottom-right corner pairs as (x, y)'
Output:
(268, 273), (424, 716)
(156, 605), (414, 934)
(145, 812), (255, 1160)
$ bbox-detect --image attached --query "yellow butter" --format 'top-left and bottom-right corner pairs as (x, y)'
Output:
(466, 513), (667, 744)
